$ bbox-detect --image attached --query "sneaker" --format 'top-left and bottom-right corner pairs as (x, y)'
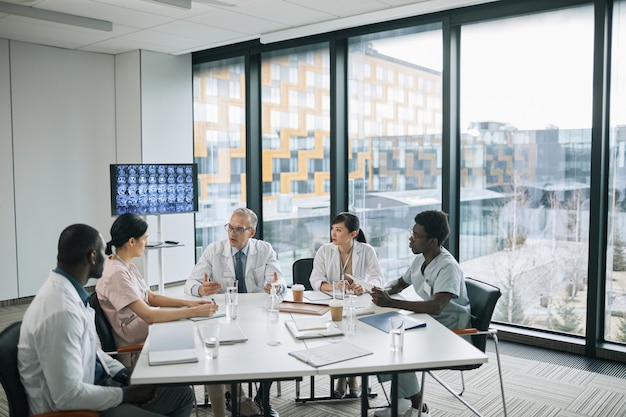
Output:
(374, 398), (412, 417)
(402, 404), (430, 417)
(237, 397), (263, 417)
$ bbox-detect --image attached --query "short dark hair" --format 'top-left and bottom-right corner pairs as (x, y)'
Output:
(106, 213), (148, 255)
(57, 224), (101, 265)
(414, 210), (450, 246)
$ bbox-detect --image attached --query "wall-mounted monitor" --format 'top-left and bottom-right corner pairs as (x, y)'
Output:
(110, 163), (198, 216)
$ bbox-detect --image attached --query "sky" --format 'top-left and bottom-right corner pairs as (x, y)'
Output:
(369, 4), (618, 132)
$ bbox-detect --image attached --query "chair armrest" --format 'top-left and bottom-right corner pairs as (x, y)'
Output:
(452, 328), (497, 336)
(104, 344), (144, 356)
(117, 344), (144, 354)
(35, 411), (99, 417)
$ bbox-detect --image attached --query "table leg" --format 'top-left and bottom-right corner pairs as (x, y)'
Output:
(391, 373), (398, 417)
(230, 382), (238, 416)
(360, 375), (369, 417)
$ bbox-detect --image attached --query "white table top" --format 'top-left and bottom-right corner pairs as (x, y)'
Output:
(131, 291), (487, 386)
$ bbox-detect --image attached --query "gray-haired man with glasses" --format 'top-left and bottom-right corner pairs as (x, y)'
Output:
(184, 207), (285, 417)
(184, 207), (286, 297)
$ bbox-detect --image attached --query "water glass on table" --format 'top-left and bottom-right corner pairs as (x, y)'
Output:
(345, 293), (357, 335)
(226, 280), (238, 320)
(389, 316), (404, 352)
(200, 323), (220, 359)
(332, 280), (345, 300)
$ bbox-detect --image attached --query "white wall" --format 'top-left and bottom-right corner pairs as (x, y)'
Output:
(10, 41), (116, 297)
(139, 51), (195, 286)
(0, 40), (194, 300)
(0, 39), (18, 299)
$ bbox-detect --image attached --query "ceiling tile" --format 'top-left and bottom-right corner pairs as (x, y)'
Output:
(233, 0), (336, 27)
(187, 8), (290, 35)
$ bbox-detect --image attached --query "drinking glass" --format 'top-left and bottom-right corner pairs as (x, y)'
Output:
(226, 281), (238, 320)
(332, 280), (345, 300)
(389, 316), (404, 352)
(200, 323), (220, 359)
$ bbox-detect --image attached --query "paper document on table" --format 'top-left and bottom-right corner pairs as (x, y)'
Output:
(293, 317), (329, 331)
(289, 341), (372, 367)
(344, 274), (373, 293)
(188, 312), (226, 321)
(303, 291), (333, 302)
(148, 321), (198, 366)
(285, 320), (344, 340)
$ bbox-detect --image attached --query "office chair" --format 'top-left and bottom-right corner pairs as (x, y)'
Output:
(292, 258), (314, 290)
(427, 277), (507, 417)
(88, 292), (143, 357)
(0, 321), (99, 417)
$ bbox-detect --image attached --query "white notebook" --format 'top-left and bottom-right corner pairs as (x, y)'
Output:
(285, 319), (344, 340)
(148, 321), (198, 366)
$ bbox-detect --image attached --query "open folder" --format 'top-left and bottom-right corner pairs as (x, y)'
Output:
(148, 321), (198, 366)
(358, 311), (426, 333)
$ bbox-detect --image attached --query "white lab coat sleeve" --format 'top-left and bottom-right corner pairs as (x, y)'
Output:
(309, 244), (333, 291)
(184, 243), (218, 296)
(37, 310), (123, 411)
(361, 243), (385, 288)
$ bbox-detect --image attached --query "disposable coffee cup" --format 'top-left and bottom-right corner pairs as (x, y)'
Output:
(329, 299), (344, 322)
(292, 284), (305, 302)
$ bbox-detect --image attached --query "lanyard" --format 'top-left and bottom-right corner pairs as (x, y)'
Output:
(340, 244), (354, 280)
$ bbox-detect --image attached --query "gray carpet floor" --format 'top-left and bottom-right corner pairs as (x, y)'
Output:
(2, 298), (626, 416)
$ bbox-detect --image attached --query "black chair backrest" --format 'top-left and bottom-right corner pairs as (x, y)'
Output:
(0, 321), (30, 417)
(88, 292), (117, 352)
(292, 258), (314, 290)
(465, 277), (502, 353)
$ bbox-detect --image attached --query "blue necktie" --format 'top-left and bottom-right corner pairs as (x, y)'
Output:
(235, 251), (247, 293)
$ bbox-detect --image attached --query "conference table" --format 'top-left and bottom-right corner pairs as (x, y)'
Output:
(131, 291), (487, 417)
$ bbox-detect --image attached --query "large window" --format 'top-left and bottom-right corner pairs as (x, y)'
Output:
(193, 57), (246, 257)
(261, 44), (331, 283)
(607, 0), (626, 344)
(192, 0), (626, 360)
(348, 26), (443, 281)
(459, 5), (594, 336)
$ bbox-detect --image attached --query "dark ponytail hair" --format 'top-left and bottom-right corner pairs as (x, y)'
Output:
(106, 214), (148, 255)
(331, 212), (367, 243)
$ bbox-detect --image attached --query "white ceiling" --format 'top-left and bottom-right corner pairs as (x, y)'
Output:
(0, 0), (497, 56)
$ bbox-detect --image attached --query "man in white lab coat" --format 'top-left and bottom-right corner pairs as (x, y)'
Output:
(184, 207), (285, 417)
(18, 223), (194, 417)
(185, 207), (286, 296)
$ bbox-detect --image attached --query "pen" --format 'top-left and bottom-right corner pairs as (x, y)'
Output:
(211, 298), (217, 305)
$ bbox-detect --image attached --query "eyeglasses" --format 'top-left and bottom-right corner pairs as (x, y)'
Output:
(224, 224), (252, 235)
(409, 229), (431, 239)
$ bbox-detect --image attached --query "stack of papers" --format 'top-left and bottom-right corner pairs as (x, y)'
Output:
(293, 317), (330, 331)
(148, 322), (198, 366)
(278, 302), (331, 315)
(289, 341), (372, 367)
(285, 318), (344, 340)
